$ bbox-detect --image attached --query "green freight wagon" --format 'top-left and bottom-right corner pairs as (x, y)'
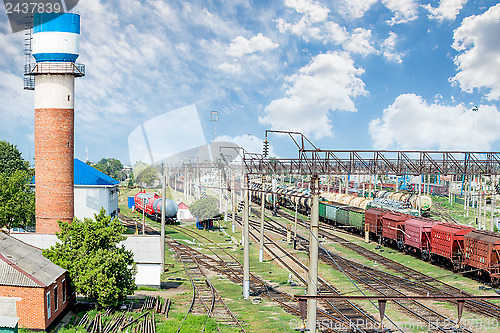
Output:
(336, 207), (350, 226)
(319, 201), (327, 221)
(347, 207), (365, 233)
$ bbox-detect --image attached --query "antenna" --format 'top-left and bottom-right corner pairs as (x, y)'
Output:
(210, 110), (219, 140)
(86, 145), (89, 163)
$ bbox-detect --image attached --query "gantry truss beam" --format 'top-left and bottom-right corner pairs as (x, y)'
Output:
(242, 150), (500, 176)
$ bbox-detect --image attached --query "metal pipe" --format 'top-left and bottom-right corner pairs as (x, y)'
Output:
(243, 173), (250, 299)
(307, 175), (319, 333)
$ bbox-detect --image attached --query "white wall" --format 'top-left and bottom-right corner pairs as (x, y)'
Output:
(74, 186), (119, 220)
(135, 264), (162, 288)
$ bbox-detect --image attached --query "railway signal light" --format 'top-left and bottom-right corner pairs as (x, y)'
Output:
(263, 140), (269, 157)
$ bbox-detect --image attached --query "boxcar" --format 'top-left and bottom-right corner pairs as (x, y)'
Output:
(430, 223), (474, 270)
(365, 208), (387, 239)
(347, 207), (365, 234)
(336, 207), (350, 227)
(319, 201), (327, 221)
(463, 230), (500, 284)
(404, 217), (440, 260)
(382, 212), (410, 249)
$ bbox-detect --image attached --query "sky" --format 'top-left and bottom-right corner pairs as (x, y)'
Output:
(1, 0), (500, 166)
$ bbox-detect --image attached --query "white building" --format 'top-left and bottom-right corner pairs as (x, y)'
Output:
(74, 159), (120, 220)
(120, 236), (162, 288)
(177, 202), (194, 220)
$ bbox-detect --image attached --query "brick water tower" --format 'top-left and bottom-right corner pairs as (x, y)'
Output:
(25, 13), (85, 233)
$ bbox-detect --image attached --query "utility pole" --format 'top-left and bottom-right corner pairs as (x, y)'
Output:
(161, 164), (166, 270)
(142, 197), (145, 235)
(232, 170), (236, 233)
(259, 174), (265, 263)
(307, 175), (320, 333)
(243, 173), (250, 299)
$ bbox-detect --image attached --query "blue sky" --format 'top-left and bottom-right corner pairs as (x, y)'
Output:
(1, 0), (500, 166)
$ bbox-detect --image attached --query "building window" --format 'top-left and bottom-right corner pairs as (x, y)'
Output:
(62, 279), (66, 303)
(54, 286), (58, 311)
(46, 292), (51, 319)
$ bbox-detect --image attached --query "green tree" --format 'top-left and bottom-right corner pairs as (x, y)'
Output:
(94, 158), (124, 181)
(0, 140), (30, 175)
(135, 165), (158, 188)
(0, 170), (35, 230)
(127, 172), (135, 188)
(189, 196), (220, 221)
(43, 209), (137, 307)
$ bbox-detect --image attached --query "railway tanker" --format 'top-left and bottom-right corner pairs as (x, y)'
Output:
(134, 191), (178, 222)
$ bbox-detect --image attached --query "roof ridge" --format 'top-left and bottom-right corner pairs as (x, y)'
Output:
(0, 253), (46, 287)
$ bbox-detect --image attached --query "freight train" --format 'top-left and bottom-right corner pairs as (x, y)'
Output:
(133, 191), (178, 222)
(250, 183), (500, 285)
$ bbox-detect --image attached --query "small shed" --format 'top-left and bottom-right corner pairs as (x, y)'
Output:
(120, 236), (162, 288)
(177, 202), (194, 220)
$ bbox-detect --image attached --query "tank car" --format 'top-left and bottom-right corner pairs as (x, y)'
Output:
(134, 191), (178, 222)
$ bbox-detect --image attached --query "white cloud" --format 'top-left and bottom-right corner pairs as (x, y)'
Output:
(382, 0), (419, 25)
(451, 4), (500, 100)
(343, 28), (376, 56)
(227, 33), (279, 58)
(425, 0), (468, 21)
(259, 52), (367, 139)
(337, 0), (378, 19)
(277, 15), (376, 56)
(381, 32), (404, 63)
(215, 134), (277, 157)
(284, 0), (330, 23)
(369, 94), (500, 150)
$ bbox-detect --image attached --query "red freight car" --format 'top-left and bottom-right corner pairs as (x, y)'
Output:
(404, 217), (440, 260)
(430, 223), (474, 270)
(463, 230), (500, 285)
(365, 208), (388, 240)
(382, 212), (410, 249)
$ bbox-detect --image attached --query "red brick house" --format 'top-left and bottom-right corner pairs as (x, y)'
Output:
(0, 232), (72, 330)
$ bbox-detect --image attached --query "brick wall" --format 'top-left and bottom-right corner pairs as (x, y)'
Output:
(34, 108), (74, 234)
(0, 272), (71, 330)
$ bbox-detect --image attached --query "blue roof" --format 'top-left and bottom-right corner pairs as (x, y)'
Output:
(74, 159), (120, 186)
(31, 159), (120, 186)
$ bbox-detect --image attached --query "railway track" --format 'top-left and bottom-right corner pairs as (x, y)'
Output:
(234, 216), (379, 332)
(248, 208), (477, 332)
(168, 224), (383, 332)
(168, 238), (246, 333)
(276, 208), (500, 320)
(119, 213), (370, 332)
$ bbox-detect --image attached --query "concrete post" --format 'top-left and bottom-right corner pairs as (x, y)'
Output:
(259, 175), (265, 263)
(232, 171), (236, 233)
(161, 165), (166, 270)
(307, 175), (320, 333)
(418, 175), (422, 217)
(243, 173), (250, 299)
(492, 175), (496, 232)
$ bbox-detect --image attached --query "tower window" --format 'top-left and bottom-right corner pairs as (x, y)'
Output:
(68, 95), (71, 101)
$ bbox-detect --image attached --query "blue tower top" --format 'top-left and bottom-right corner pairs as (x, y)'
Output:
(32, 13), (80, 63)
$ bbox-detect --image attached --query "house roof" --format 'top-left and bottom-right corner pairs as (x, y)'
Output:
(74, 159), (120, 186)
(0, 316), (19, 328)
(120, 236), (162, 264)
(32, 159), (119, 186)
(0, 232), (66, 288)
(178, 202), (189, 210)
